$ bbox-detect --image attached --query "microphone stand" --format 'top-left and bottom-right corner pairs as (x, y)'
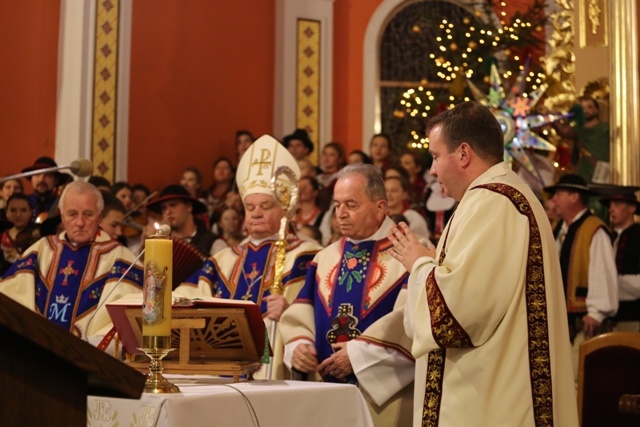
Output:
(84, 247), (146, 343)
(1, 166), (69, 183)
(0, 159), (93, 184)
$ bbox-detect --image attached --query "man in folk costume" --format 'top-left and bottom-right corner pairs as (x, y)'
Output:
(176, 135), (321, 379)
(599, 185), (640, 332)
(0, 181), (143, 350)
(145, 184), (217, 256)
(280, 164), (414, 427)
(544, 174), (618, 343)
(388, 102), (578, 426)
(21, 156), (62, 224)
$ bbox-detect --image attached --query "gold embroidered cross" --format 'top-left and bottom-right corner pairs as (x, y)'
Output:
(59, 260), (79, 286)
(251, 149), (272, 176)
(241, 263), (260, 301)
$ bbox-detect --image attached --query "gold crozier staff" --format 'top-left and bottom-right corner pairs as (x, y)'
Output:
(265, 166), (299, 379)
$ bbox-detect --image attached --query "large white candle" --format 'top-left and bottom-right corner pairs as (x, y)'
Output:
(142, 234), (173, 338)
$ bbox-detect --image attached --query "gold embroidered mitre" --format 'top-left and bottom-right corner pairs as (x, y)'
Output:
(235, 134), (301, 201)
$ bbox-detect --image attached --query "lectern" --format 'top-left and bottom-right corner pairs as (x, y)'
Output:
(0, 293), (145, 427)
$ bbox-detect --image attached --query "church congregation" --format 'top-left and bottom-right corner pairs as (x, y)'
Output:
(1, 103), (638, 425)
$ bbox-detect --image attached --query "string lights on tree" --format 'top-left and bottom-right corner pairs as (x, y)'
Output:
(395, 0), (548, 149)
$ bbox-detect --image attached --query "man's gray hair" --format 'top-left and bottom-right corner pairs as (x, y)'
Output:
(336, 164), (387, 202)
(58, 181), (104, 213)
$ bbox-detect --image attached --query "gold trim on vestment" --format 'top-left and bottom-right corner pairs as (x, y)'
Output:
(421, 184), (554, 426)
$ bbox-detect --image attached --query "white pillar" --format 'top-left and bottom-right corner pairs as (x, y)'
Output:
(274, 0), (334, 151)
(55, 0), (96, 167)
(55, 0), (132, 181)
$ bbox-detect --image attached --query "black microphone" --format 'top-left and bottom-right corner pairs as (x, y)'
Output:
(0, 158), (94, 183)
(84, 224), (171, 343)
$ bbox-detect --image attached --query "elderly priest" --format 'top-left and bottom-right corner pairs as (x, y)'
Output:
(176, 135), (321, 379)
(0, 181), (143, 349)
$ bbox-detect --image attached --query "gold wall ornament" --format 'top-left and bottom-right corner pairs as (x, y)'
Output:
(541, 0), (577, 112)
(296, 19), (321, 166)
(542, 0), (638, 185)
(580, 0), (607, 47)
(588, 0), (601, 34)
(91, 0), (120, 181)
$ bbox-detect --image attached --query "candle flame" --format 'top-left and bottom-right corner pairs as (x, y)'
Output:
(154, 222), (160, 231)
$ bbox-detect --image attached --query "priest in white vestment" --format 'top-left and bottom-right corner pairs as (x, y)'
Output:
(389, 101), (579, 427)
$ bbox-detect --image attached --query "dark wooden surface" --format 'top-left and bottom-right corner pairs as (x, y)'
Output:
(1, 329), (86, 426)
(0, 293), (146, 427)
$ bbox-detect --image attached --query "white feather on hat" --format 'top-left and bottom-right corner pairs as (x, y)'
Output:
(235, 134), (301, 201)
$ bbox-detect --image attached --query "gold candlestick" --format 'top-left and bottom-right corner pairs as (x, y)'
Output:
(140, 226), (179, 393)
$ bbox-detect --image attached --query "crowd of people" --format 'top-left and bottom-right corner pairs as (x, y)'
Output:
(0, 101), (637, 426)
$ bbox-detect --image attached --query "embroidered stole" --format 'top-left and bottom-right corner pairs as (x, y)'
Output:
(421, 184), (554, 427)
(297, 238), (405, 382)
(15, 237), (143, 334)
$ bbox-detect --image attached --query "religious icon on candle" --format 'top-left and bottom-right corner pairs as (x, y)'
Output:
(143, 261), (168, 324)
(142, 231), (173, 340)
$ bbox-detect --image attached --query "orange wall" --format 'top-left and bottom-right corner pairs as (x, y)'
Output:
(332, 0), (382, 154)
(0, 0), (543, 189)
(128, 1), (276, 191)
(0, 2), (59, 184)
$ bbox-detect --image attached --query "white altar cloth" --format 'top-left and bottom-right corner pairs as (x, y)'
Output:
(87, 375), (374, 427)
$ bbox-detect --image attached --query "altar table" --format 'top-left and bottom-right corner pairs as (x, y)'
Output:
(87, 375), (374, 427)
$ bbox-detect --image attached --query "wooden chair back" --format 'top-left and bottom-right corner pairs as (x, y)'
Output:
(577, 332), (640, 427)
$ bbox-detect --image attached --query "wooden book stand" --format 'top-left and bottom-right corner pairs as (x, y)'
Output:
(107, 296), (267, 382)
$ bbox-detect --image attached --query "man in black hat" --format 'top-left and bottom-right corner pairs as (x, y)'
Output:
(599, 186), (640, 331)
(146, 184), (217, 256)
(283, 129), (314, 161)
(22, 156), (62, 224)
(544, 174), (618, 345)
